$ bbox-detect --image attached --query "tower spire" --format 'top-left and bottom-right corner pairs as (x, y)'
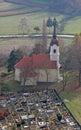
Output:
(50, 17), (60, 80)
(50, 18), (59, 46)
(53, 18), (57, 39)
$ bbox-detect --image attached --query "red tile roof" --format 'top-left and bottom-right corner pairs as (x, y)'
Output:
(33, 54), (56, 69)
(15, 57), (32, 69)
(15, 57), (36, 77)
(15, 54), (57, 77)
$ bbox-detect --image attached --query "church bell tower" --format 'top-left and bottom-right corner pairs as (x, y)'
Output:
(50, 18), (60, 79)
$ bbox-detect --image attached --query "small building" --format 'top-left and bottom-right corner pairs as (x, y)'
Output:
(14, 18), (60, 86)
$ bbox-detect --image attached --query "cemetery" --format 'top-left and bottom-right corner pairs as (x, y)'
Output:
(0, 89), (80, 130)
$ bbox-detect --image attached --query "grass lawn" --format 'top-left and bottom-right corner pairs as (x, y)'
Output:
(61, 90), (81, 124)
(6, 79), (22, 92)
(0, 11), (64, 35)
(0, 11), (81, 35)
(63, 16), (81, 34)
(0, 1), (81, 34)
(0, 36), (73, 55)
(0, 70), (23, 92)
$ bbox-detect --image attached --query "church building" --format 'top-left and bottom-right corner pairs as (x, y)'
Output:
(14, 18), (60, 86)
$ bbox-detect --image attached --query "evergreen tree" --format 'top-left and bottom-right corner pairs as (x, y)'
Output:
(15, 49), (23, 62)
(46, 17), (53, 33)
(57, 113), (62, 121)
(7, 49), (16, 72)
(7, 49), (23, 72)
(53, 18), (58, 27)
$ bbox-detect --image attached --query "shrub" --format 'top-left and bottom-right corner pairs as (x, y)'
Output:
(57, 113), (62, 121)
(12, 126), (16, 130)
(17, 123), (21, 127)
(21, 120), (25, 125)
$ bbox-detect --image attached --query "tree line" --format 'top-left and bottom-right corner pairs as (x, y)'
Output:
(19, 17), (58, 34)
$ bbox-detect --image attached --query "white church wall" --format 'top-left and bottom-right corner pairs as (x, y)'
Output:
(37, 69), (58, 82)
(25, 77), (37, 86)
(14, 68), (21, 81)
(48, 69), (58, 82)
(37, 69), (47, 82)
(50, 45), (59, 61)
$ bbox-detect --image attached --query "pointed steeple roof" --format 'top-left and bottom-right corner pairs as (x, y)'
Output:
(50, 18), (59, 46)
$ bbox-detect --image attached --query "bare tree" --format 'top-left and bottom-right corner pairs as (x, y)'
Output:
(19, 45), (32, 56)
(59, 38), (73, 91)
(71, 34), (81, 86)
(41, 58), (50, 82)
(20, 61), (36, 86)
(35, 57), (51, 82)
(20, 61), (31, 86)
(31, 20), (48, 55)
(33, 40), (43, 54)
(42, 19), (48, 53)
(0, 53), (8, 67)
(19, 17), (29, 34)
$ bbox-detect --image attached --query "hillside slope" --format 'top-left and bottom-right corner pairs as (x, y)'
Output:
(4, 0), (81, 16)
(49, 0), (81, 15)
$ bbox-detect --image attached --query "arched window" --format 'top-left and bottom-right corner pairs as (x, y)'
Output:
(53, 49), (56, 53)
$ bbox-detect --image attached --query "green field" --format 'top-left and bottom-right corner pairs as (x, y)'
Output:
(0, 11), (64, 35)
(0, 11), (81, 35)
(63, 16), (81, 34)
(0, 1), (81, 34)
(61, 91), (81, 124)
